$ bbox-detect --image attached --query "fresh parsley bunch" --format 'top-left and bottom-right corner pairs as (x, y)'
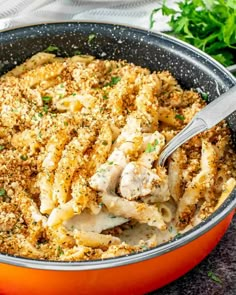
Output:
(150, 0), (236, 66)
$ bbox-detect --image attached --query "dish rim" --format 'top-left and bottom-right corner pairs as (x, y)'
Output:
(0, 21), (235, 271)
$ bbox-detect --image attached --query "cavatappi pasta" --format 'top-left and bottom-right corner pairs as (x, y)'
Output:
(0, 52), (235, 261)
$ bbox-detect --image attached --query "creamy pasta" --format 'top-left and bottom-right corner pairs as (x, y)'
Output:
(0, 52), (235, 261)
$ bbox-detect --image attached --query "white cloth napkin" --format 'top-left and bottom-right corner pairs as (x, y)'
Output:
(0, 0), (175, 32)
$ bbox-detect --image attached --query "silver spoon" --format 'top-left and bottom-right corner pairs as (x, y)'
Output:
(158, 85), (236, 166)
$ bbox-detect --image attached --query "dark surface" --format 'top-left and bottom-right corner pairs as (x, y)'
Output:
(150, 215), (236, 295)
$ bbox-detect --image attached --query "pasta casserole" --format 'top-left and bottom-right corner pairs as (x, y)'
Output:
(0, 52), (235, 261)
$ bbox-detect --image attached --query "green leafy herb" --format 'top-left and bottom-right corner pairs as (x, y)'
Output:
(88, 34), (96, 45)
(168, 225), (173, 233)
(145, 139), (159, 153)
(102, 140), (108, 146)
(44, 45), (60, 53)
(38, 112), (44, 118)
(43, 105), (49, 114)
(0, 145), (5, 151)
(201, 92), (209, 101)
(141, 245), (149, 251)
(20, 155), (28, 161)
(0, 188), (6, 196)
(175, 114), (185, 121)
(207, 271), (222, 284)
(57, 246), (64, 256)
(74, 50), (82, 55)
(175, 233), (182, 239)
(103, 94), (109, 100)
(104, 76), (121, 87)
(42, 96), (52, 103)
(150, 0), (236, 66)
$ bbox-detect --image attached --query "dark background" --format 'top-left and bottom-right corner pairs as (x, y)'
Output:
(150, 215), (236, 295)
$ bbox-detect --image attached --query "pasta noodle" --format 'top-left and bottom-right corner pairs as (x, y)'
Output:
(0, 53), (235, 261)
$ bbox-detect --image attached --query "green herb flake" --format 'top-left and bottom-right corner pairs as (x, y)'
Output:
(43, 105), (49, 114)
(72, 93), (77, 96)
(57, 246), (64, 256)
(102, 140), (108, 146)
(99, 202), (104, 207)
(38, 112), (44, 118)
(20, 155), (28, 161)
(141, 245), (149, 251)
(44, 45), (60, 53)
(207, 271), (222, 284)
(145, 139), (159, 153)
(201, 92), (208, 101)
(74, 50), (81, 55)
(88, 34), (96, 45)
(0, 145), (5, 151)
(168, 225), (173, 233)
(0, 188), (6, 196)
(103, 94), (109, 100)
(64, 121), (69, 126)
(175, 233), (182, 239)
(42, 96), (52, 103)
(175, 114), (185, 121)
(104, 76), (121, 87)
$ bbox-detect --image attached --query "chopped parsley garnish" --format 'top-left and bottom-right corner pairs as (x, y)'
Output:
(145, 139), (159, 153)
(103, 94), (109, 100)
(102, 140), (108, 146)
(99, 202), (104, 207)
(201, 92), (209, 101)
(168, 225), (173, 233)
(72, 93), (77, 96)
(141, 245), (149, 250)
(175, 233), (182, 239)
(207, 271), (222, 284)
(0, 188), (6, 196)
(64, 121), (68, 126)
(20, 155), (28, 161)
(43, 105), (49, 114)
(104, 76), (121, 87)
(38, 112), (44, 118)
(74, 50), (82, 55)
(88, 34), (96, 45)
(44, 45), (60, 53)
(42, 96), (52, 103)
(0, 145), (5, 151)
(57, 246), (64, 256)
(175, 114), (185, 121)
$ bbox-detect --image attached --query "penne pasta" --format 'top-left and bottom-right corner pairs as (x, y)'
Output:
(102, 194), (167, 231)
(52, 129), (95, 205)
(0, 53), (235, 261)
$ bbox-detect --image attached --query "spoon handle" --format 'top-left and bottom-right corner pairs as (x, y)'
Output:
(158, 85), (236, 166)
(195, 85), (236, 128)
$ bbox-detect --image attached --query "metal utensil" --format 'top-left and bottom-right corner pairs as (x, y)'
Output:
(158, 85), (236, 166)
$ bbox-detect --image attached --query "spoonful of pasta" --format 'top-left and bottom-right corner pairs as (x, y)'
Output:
(158, 85), (236, 166)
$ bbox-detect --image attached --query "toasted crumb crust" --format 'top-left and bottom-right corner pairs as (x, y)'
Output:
(0, 54), (235, 261)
